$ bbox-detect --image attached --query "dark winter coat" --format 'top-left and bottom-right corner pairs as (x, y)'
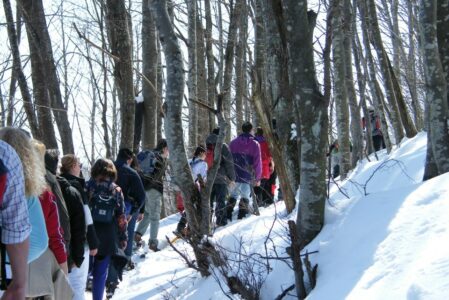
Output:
(57, 176), (86, 268)
(60, 173), (99, 251)
(86, 179), (127, 257)
(205, 133), (236, 185)
(114, 159), (146, 214)
(229, 133), (262, 183)
(143, 151), (167, 194)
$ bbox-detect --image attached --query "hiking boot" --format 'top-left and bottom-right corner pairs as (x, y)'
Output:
(226, 197), (237, 221)
(105, 281), (118, 299)
(125, 260), (135, 271)
(237, 198), (249, 219)
(134, 232), (143, 248)
(149, 241), (160, 252)
(85, 276), (93, 292)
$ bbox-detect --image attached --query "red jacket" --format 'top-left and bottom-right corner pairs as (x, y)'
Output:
(255, 136), (272, 180)
(39, 189), (68, 264)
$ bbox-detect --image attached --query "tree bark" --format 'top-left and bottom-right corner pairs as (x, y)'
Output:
(365, 0), (404, 144)
(19, 0), (76, 152)
(332, 0), (351, 179)
(284, 0), (328, 245)
(205, 0), (216, 132)
(142, 0), (158, 150)
(420, 0), (449, 176)
(196, 16), (209, 144)
(235, 1), (248, 131)
(187, 0), (198, 150)
(3, 0), (40, 140)
(105, 0), (135, 150)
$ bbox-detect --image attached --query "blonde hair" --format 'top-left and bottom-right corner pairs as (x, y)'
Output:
(60, 154), (79, 175)
(0, 127), (47, 198)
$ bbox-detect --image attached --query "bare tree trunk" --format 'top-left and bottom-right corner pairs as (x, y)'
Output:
(187, 0), (198, 150)
(344, 0), (363, 167)
(235, 1), (248, 131)
(20, 0), (74, 153)
(222, 0), (244, 142)
(142, 0), (158, 150)
(407, 0), (424, 130)
(332, 0), (351, 179)
(358, 0), (392, 153)
(149, 0), (217, 276)
(284, 0), (328, 245)
(17, 0), (58, 149)
(261, 0), (301, 190)
(365, 0), (404, 144)
(205, 0), (216, 132)
(196, 16), (209, 144)
(420, 0), (449, 176)
(105, 0), (135, 150)
(3, 0), (40, 140)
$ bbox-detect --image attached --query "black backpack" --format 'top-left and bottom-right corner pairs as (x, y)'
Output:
(89, 182), (119, 223)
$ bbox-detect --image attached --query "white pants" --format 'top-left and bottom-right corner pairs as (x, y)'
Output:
(68, 247), (89, 300)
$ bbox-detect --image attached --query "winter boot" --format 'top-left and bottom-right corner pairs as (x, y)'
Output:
(106, 281), (118, 299)
(226, 197), (237, 221)
(149, 240), (160, 252)
(237, 198), (249, 219)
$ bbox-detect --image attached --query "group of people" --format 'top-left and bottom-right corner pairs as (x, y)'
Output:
(0, 121), (276, 300)
(328, 107), (386, 179)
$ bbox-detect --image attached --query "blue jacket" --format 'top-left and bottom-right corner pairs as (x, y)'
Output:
(229, 133), (262, 183)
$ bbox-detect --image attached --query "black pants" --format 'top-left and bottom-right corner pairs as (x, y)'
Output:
(211, 184), (228, 226)
(372, 135), (385, 151)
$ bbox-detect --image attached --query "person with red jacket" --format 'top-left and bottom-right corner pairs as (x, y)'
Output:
(254, 127), (277, 207)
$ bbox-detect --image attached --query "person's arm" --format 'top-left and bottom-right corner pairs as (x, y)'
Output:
(130, 171), (146, 209)
(222, 145), (236, 182)
(2, 238), (29, 300)
(253, 142), (262, 182)
(65, 188), (86, 267)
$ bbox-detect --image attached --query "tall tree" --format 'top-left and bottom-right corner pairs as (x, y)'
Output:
(142, 0), (159, 150)
(204, 0), (216, 132)
(420, 0), (449, 178)
(332, 0), (351, 179)
(105, 0), (135, 150)
(283, 0), (329, 245)
(187, 0), (198, 150)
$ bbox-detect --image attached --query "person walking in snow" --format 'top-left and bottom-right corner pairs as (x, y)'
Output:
(254, 127), (277, 207)
(134, 139), (169, 252)
(227, 121), (262, 220)
(174, 145), (208, 236)
(362, 106), (386, 152)
(205, 128), (236, 227)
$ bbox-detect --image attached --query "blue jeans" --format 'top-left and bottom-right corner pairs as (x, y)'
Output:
(125, 209), (139, 258)
(135, 189), (162, 246)
(92, 255), (110, 300)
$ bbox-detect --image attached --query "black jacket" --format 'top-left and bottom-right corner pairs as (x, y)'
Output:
(114, 159), (146, 214)
(205, 133), (236, 185)
(57, 176), (86, 268)
(60, 173), (99, 251)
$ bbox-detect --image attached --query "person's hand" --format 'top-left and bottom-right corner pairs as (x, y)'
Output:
(1, 282), (25, 300)
(120, 241), (127, 249)
(137, 213), (144, 222)
(255, 181), (261, 187)
(89, 248), (98, 256)
(228, 181), (236, 190)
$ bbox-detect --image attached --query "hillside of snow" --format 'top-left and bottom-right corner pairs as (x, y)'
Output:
(113, 132), (449, 300)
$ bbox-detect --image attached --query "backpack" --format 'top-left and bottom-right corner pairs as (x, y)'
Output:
(205, 144), (215, 169)
(137, 150), (156, 176)
(89, 183), (118, 224)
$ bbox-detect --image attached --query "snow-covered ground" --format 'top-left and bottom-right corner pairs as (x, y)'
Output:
(112, 132), (449, 300)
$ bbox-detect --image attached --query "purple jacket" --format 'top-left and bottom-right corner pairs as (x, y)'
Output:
(229, 133), (262, 183)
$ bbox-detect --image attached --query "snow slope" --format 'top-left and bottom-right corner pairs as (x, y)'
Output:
(113, 132), (449, 300)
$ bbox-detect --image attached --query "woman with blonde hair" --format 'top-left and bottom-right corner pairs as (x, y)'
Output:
(0, 127), (48, 263)
(60, 154), (98, 300)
